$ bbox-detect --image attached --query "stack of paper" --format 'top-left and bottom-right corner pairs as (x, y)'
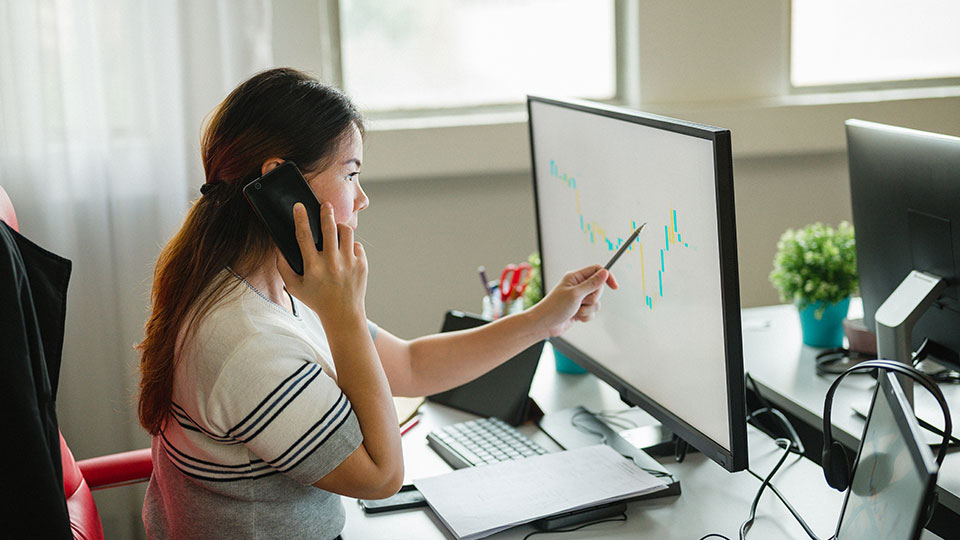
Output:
(413, 444), (667, 540)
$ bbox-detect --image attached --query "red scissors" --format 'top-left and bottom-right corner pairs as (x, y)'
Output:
(499, 262), (532, 303)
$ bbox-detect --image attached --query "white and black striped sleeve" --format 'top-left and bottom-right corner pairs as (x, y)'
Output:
(205, 334), (363, 486)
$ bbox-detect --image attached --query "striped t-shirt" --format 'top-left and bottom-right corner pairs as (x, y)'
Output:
(142, 276), (376, 540)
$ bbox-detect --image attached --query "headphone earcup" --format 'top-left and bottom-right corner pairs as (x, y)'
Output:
(823, 441), (850, 491)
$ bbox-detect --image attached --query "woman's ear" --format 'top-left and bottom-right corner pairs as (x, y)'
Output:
(260, 157), (285, 177)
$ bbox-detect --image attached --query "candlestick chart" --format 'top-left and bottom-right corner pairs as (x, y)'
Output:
(549, 159), (693, 310)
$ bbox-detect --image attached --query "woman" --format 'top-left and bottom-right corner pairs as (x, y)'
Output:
(138, 68), (617, 540)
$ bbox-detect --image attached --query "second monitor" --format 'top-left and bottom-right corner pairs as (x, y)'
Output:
(527, 96), (747, 472)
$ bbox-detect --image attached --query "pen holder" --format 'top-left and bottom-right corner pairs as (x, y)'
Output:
(481, 294), (502, 320)
(481, 294), (524, 320)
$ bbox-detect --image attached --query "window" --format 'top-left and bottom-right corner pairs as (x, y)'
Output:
(338, 0), (615, 111)
(791, 0), (960, 87)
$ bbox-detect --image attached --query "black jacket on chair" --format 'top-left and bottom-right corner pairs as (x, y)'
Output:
(0, 220), (73, 538)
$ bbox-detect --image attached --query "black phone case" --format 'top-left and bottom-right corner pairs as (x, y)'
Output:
(358, 484), (427, 514)
(242, 162), (323, 275)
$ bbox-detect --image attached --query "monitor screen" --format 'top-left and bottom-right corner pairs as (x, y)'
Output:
(835, 372), (938, 540)
(528, 96), (747, 472)
(847, 119), (960, 368)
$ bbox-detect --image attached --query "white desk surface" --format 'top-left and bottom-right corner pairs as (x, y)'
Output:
(341, 342), (944, 540)
(741, 301), (960, 519)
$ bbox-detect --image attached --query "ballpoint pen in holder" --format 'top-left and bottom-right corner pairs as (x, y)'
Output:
(478, 266), (493, 299)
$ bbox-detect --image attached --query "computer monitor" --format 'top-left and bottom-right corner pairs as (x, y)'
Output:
(847, 120), (960, 368)
(527, 96), (748, 472)
(835, 371), (939, 540)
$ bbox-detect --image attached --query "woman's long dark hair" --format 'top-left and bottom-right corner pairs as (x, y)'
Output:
(137, 68), (364, 435)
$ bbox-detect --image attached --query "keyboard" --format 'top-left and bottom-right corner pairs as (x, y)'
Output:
(426, 417), (549, 469)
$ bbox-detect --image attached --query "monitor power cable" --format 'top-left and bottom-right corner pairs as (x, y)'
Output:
(739, 437), (821, 540)
(696, 437), (818, 540)
(741, 374), (821, 540)
(521, 512), (627, 540)
(569, 408), (676, 481)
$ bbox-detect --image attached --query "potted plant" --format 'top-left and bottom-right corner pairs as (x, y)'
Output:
(769, 221), (858, 348)
(523, 252), (587, 374)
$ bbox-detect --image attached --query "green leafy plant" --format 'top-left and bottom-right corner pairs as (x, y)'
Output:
(522, 252), (544, 309)
(769, 221), (858, 318)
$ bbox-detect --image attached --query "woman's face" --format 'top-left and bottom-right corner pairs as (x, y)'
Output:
(305, 124), (368, 229)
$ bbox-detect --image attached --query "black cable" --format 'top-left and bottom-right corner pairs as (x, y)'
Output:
(744, 466), (819, 540)
(928, 369), (960, 384)
(594, 410), (639, 430)
(911, 337), (960, 384)
(913, 338), (931, 365)
(569, 409), (676, 481)
(745, 374), (805, 454)
(743, 386), (819, 540)
(915, 415), (960, 447)
(739, 438), (795, 540)
(745, 373), (771, 410)
(521, 513), (627, 539)
(700, 451), (820, 540)
(746, 407), (805, 455)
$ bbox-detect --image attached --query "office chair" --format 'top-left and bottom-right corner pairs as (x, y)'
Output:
(1, 184), (153, 540)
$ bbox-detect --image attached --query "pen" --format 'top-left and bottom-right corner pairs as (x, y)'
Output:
(603, 222), (646, 271)
(478, 266), (493, 298)
(400, 414), (422, 436)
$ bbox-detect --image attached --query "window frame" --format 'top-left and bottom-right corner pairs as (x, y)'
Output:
(786, 0), (960, 94)
(292, 0), (960, 182)
(323, 0), (630, 119)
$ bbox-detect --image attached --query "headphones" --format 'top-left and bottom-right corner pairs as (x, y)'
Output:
(814, 347), (876, 376)
(822, 359), (952, 492)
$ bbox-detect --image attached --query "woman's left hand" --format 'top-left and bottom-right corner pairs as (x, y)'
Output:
(530, 264), (619, 337)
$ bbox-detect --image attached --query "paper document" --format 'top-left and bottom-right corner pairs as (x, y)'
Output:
(393, 396), (424, 425)
(413, 444), (667, 540)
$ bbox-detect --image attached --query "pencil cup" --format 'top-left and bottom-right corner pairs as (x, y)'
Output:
(503, 299), (524, 316)
(481, 294), (502, 320)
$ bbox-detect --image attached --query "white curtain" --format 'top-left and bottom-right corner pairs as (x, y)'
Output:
(0, 0), (274, 537)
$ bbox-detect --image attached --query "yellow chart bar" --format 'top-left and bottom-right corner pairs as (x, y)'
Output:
(670, 210), (676, 244)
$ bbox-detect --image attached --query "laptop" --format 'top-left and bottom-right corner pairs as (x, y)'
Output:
(426, 310), (544, 426)
(835, 371), (940, 540)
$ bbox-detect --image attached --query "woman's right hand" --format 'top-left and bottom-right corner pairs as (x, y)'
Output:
(277, 202), (368, 328)
(279, 202), (403, 499)
(528, 264), (618, 338)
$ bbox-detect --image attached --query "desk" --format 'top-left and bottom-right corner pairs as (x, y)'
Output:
(341, 343), (941, 540)
(742, 301), (960, 536)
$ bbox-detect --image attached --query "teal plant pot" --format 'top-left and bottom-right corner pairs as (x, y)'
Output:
(798, 297), (851, 348)
(554, 348), (587, 374)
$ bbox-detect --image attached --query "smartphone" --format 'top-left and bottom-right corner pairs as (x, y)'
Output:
(358, 484), (428, 514)
(243, 161), (323, 275)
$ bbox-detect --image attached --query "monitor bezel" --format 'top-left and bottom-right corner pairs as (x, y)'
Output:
(834, 372), (939, 539)
(526, 95), (748, 472)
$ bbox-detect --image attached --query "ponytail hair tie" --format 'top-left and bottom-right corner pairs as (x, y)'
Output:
(200, 183), (218, 196)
